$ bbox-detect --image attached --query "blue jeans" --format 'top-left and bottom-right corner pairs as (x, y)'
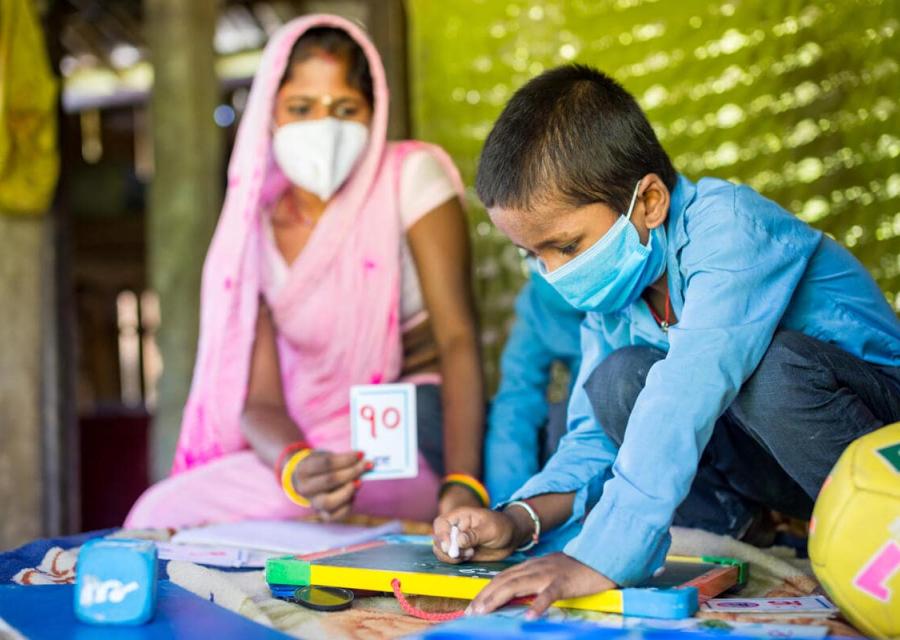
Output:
(416, 384), (445, 477)
(583, 330), (900, 537)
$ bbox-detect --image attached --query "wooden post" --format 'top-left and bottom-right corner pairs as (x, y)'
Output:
(145, 0), (221, 480)
(0, 216), (45, 548)
(0, 0), (61, 548)
(367, 0), (411, 140)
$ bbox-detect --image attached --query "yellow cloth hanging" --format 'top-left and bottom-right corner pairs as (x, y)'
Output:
(0, 0), (59, 215)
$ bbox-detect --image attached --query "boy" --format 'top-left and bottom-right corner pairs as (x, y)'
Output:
(433, 65), (900, 618)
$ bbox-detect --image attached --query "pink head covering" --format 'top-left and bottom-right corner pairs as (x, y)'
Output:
(171, 14), (462, 474)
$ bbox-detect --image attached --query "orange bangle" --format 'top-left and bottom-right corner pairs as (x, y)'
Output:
(281, 449), (312, 507)
(441, 473), (490, 507)
(274, 441), (308, 479)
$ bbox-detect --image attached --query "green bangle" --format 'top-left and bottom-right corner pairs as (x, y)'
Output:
(439, 480), (490, 507)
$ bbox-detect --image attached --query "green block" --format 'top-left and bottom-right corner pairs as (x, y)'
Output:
(266, 556), (312, 586)
(701, 555), (749, 585)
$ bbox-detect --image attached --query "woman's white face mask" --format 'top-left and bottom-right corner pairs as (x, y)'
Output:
(272, 117), (369, 201)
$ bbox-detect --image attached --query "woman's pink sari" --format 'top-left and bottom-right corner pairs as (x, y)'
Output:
(125, 15), (463, 528)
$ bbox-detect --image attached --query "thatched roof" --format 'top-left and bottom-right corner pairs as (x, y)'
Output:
(55, 1), (306, 112)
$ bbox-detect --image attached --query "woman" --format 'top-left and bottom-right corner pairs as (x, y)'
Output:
(126, 15), (485, 528)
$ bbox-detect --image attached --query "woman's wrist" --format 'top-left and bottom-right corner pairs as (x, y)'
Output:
(440, 473), (490, 507)
(274, 441), (309, 478)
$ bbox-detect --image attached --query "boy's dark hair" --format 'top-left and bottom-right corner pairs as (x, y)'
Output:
(476, 64), (677, 213)
(281, 27), (374, 107)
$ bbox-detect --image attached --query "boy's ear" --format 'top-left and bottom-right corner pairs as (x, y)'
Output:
(640, 173), (670, 230)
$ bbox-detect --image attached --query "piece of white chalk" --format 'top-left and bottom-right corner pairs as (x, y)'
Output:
(449, 525), (460, 559)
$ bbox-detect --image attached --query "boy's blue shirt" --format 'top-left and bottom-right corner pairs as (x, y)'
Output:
(485, 271), (584, 503)
(509, 174), (900, 585)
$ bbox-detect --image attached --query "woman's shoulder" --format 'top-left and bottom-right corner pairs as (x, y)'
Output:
(390, 141), (461, 229)
(387, 140), (455, 172)
(402, 146), (455, 183)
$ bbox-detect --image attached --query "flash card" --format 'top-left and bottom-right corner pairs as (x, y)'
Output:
(702, 596), (837, 613)
(350, 383), (418, 481)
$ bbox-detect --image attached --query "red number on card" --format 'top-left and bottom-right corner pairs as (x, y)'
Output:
(383, 408), (401, 430)
(360, 404), (403, 438)
(360, 405), (377, 438)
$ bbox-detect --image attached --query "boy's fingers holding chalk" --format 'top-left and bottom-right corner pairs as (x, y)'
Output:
(431, 517), (458, 563)
(432, 511), (479, 563)
(454, 527), (479, 550)
(448, 510), (494, 550)
(433, 545), (460, 563)
(432, 515), (451, 548)
(446, 509), (519, 561)
(432, 508), (500, 564)
(431, 537), (462, 564)
(433, 510), (473, 538)
(433, 514), (451, 536)
(433, 507), (515, 564)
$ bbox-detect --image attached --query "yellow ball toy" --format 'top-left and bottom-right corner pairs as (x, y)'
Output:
(809, 422), (900, 639)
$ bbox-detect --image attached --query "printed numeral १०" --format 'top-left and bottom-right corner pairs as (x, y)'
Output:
(360, 404), (402, 439)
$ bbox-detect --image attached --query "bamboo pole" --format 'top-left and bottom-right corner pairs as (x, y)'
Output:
(145, 0), (221, 480)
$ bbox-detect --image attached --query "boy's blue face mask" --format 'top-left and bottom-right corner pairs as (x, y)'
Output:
(537, 182), (668, 313)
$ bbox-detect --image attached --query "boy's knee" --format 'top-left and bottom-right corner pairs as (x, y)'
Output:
(733, 330), (826, 423)
(584, 346), (665, 443)
(761, 330), (822, 365)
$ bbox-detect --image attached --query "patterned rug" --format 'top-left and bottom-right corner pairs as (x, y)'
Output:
(2, 518), (862, 638)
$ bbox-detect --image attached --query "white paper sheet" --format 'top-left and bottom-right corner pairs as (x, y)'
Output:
(164, 519), (403, 567)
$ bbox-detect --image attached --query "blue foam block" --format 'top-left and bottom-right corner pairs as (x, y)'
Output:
(75, 538), (158, 625)
(0, 581), (291, 639)
(621, 586), (698, 619)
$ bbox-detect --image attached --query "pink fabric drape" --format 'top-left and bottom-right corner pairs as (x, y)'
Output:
(171, 14), (464, 473)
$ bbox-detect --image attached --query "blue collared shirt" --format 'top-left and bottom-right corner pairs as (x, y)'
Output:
(509, 174), (900, 586)
(485, 271), (584, 503)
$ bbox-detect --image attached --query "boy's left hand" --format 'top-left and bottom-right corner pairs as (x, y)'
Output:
(466, 552), (616, 619)
(438, 484), (484, 514)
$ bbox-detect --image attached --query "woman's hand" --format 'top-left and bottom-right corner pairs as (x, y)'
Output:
(438, 484), (484, 515)
(466, 553), (616, 618)
(432, 507), (522, 563)
(291, 450), (369, 521)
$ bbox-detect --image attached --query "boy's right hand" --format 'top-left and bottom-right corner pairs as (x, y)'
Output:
(291, 450), (369, 522)
(432, 507), (521, 563)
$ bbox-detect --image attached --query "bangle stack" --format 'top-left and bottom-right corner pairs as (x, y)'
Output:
(505, 500), (541, 552)
(274, 441), (308, 478)
(276, 442), (312, 508)
(439, 473), (490, 507)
